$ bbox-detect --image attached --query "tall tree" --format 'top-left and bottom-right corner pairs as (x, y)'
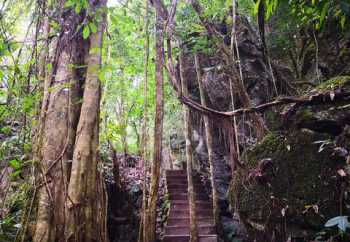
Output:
(180, 50), (198, 242)
(139, 0), (150, 241)
(194, 53), (220, 230)
(33, 2), (88, 241)
(33, 1), (108, 242)
(145, 2), (165, 241)
(65, 0), (108, 241)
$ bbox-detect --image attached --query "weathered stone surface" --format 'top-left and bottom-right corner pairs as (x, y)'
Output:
(229, 128), (348, 241)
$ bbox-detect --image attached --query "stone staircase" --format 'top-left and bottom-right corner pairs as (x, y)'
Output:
(163, 170), (218, 242)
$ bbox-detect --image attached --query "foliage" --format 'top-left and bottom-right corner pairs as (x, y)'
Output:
(254, 0), (350, 29)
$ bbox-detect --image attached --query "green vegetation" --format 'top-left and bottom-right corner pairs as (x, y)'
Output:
(0, 0), (349, 241)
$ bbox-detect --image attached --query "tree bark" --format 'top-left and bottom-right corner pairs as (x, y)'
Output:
(180, 51), (198, 242)
(139, 0), (150, 240)
(33, 19), (85, 242)
(65, 1), (107, 241)
(145, 5), (165, 242)
(194, 53), (220, 230)
(33, 1), (107, 242)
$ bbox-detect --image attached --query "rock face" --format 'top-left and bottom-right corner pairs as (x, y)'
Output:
(229, 78), (350, 241)
(230, 130), (347, 241)
(182, 16), (274, 196)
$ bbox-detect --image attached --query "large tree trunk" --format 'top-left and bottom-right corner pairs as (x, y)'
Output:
(194, 53), (220, 230)
(65, 1), (107, 241)
(33, 1), (107, 242)
(180, 51), (198, 242)
(33, 17), (86, 242)
(145, 5), (165, 242)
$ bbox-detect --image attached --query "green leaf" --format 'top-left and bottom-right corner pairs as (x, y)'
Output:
(75, 4), (82, 14)
(340, 15), (346, 29)
(64, 0), (75, 8)
(9, 159), (21, 170)
(319, 1), (330, 27)
(10, 170), (21, 178)
(83, 25), (90, 39)
(254, 0), (262, 16)
(110, 14), (118, 25)
(89, 22), (97, 33)
(47, 63), (53, 72)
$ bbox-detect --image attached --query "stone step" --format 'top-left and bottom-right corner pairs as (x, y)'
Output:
(166, 175), (201, 181)
(167, 189), (207, 195)
(167, 217), (214, 227)
(165, 225), (216, 235)
(171, 203), (213, 211)
(168, 208), (212, 217)
(168, 213), (213, 219)
(167, 184), (186, 190)
(167, 183), (204, 188)
(164, 170), (218, 242)
(166, 177), (203, 183)
(171, 200), (212, 206)
(166, 174), (187, 179)
(167, 182), (204, 191)
(167, 188), (208, 196)
(169, 193), (208, 201)
(163, 235), (218, 242)
(166, 170), (186, 176)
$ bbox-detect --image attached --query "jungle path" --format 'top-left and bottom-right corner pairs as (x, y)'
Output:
(163, 170), (218, 242)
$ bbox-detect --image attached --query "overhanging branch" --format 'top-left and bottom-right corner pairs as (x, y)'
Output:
(178, 88), (350, 118)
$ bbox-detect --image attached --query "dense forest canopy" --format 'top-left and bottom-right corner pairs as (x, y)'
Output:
(0, 0), (350, 242)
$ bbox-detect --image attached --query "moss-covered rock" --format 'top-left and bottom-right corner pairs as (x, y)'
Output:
(229, 130), (347, 241)
(316, 75), (350, 91)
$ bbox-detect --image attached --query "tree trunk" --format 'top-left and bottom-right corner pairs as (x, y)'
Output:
(194, 53), (220, 230)
(180, 51), (198, 242)
(139, 0), (150, 240)
(33, 2), (107, 242)
(33, 18), (86, 242)
(145, 5), (165, 242)
(109, 140), (120, 189)
(65, 1), (107, 241)
(140, 0), (150, 162)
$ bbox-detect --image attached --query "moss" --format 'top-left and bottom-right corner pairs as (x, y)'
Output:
(1, 126), (11, 135)
(316, 75), (350, 91)
(230, 129), (345, 240)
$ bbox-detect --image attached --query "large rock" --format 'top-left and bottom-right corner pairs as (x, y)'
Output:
(229, 129), (348, 241)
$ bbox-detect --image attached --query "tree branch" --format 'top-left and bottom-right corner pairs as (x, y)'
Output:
(178, 87), (350, 118)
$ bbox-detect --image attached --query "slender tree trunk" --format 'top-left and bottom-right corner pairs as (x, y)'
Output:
(179, 51), (198, 242)
(32, 11), (51, 163)
(139, 0), (150, 240)
(65, 1), (107, 241)
(194, 53), (220, 230)
(140, 0), (150, 162)
(145, 6), (165, 242)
